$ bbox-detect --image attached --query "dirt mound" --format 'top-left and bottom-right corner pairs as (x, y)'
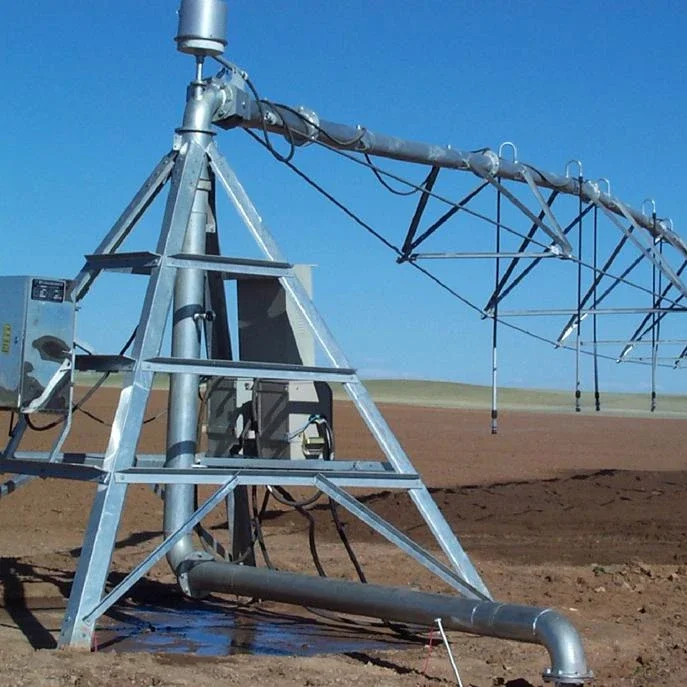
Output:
(1, 390), (686, 685)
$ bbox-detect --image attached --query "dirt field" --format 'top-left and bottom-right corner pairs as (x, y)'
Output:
(1, 388), (686, 686)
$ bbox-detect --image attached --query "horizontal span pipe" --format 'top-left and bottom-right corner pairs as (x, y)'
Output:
(184, 561), (592, 685)
(213, 96), (685, 261)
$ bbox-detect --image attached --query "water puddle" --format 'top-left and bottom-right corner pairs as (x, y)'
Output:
(97, 599), (419, 656)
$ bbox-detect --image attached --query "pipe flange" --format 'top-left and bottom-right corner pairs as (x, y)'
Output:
(543, 666), (595, 684)
(470, 149), (500, 177)
(177, 552), (214, 598)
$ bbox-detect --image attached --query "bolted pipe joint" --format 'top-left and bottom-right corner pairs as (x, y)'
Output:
(536, 610), (594, 685)
(466, 602), (594, 686)
(467, 603), (593, 684)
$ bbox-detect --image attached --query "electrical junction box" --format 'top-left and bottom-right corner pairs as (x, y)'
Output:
(228, 378), (333, 459)
(0, 276), (75, 413)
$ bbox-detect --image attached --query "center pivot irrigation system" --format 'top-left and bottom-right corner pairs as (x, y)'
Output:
(4, 0), (687, 683)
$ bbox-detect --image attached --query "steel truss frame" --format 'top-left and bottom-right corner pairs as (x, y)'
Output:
(0, 133), (490, 648)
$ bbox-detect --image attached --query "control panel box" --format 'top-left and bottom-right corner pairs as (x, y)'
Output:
(205, 265), (334, 460)
(0, 276), (75, 413)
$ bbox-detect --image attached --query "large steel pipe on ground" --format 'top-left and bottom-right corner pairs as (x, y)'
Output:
(184, 561), (592, 685)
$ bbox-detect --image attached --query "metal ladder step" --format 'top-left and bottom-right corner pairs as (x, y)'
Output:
(84, 251), (294, 280)
(167, 253), (294, 279)
(75, 354), (135, 372)
(84, 251), (161, 274)
(114, 466), (421, 488)
(142, 357), (357, 383)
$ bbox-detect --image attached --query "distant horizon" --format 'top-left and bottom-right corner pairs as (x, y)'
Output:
(75, 372), (687, 401)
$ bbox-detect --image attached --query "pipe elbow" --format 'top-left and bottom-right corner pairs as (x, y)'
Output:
(180, 82), (226, 133)
(532, 609), (593, 684)
(465, 603), (592, 685)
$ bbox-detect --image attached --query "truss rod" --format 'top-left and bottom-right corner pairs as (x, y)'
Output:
(412, 251), (556, 260)
(485, 205), (594, 313)
(620, 356), (687, 363)
(556, 231), (633, 343)
(477, 173), (572, 255)
(619, 261), (687, 352)
(599, 201), (687, 300)
(623, 295), (686, 357)
(484, 190), (559, 311)
(518, 167), (572, 254)
(499, 307), (687, 317)
(559, 245), (649, 344)
(399, 166), (440, 258)
(402, 180), (489, 258)
(581, 339), (687, 346)
(674, 344), (687, 367)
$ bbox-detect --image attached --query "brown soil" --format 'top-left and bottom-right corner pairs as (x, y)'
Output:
(1, 388), (686, 686)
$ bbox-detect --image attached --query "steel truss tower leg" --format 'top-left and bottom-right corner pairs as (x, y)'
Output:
(58, 142), (207, 648)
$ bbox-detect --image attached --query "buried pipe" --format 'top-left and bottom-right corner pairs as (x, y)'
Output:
(181, 561), (593, 685)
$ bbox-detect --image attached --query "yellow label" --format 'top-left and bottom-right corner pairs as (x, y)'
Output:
(1, 324), (11, 354)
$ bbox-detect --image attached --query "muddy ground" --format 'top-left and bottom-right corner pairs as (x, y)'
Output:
(0, 389), (686, 686)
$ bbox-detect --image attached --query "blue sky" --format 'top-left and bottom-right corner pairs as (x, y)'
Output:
(2, 1), (687, 396)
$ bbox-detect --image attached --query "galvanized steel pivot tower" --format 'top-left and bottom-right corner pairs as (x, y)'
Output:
(0, 1), (593, 683)
(59, 0), (490, 645)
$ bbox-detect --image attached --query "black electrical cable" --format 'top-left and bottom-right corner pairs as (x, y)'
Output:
(25, 415), (62, 432)
(251, 485), (275, 569)
(274, 486), (327, 577)
(264, 100), (367, 148)
(25, 326), (167, 431)
(230, 70), (297, 164)
(521, 162), (580, 191)
(364, 153), (419, 196)
(328, 498), (367, 583)
(245, 129), (403, 256)
(267, 483), (323, 510)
